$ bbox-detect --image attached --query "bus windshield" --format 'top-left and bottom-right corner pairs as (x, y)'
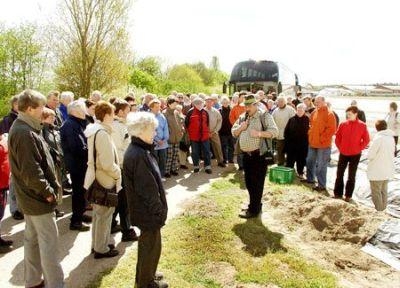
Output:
(229, 60), (278, 83)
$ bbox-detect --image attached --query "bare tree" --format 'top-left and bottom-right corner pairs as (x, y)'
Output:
(55, 0), (132, 97)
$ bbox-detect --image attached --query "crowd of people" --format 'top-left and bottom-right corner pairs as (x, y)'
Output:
(0, 88), (399, 288)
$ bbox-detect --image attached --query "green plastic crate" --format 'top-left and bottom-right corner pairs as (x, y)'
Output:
(269, 166), (295, 184)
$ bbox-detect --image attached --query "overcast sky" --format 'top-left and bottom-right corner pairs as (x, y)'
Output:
(1, 0), (399, 85)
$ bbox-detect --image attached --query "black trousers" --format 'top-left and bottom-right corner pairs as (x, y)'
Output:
(135, 229), (161, 288)
(286, 146), (308, 175)
(333, 153), (361, 198)
(70, 170), (86, 225)
(275, 139), (286, 166)
(243, 152), (268, 214)
(112, 187), (131, 233)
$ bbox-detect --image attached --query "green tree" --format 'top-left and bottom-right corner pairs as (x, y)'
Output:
(55, 0), (132, 98)
(166, 64), (206, 93)
(188, 57), (228, 87)
(0, 23), (51, 117)
(129, 69), (158, 92)
(135, 56), (162, 78)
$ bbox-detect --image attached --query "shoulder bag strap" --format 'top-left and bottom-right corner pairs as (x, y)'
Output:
(259, 112), (271, 150)
(92, 129), (105, 172)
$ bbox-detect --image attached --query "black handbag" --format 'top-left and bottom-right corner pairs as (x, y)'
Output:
(259, 112), (276, 166)
(86, 130), (119, 207)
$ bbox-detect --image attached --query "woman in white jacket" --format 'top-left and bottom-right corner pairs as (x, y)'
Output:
(84, 101), (122, 259)
(386, 102), (400, 156)
(367, 120), (395, 211)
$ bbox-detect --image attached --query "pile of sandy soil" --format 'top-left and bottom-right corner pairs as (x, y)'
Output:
(263, 187), (400, 288)
(266, 190), (386, 245)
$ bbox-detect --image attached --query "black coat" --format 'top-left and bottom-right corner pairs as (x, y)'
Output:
(60, 116), (88, 177)
(219, 106), (232, 136)
(0, 110), (18, 134)
(8, 117), (58, 215)
(357, 109), (366, 123)
(284, 115), (309, 152)
(123, 136), (168, 231)
(43, 123), (63, 167)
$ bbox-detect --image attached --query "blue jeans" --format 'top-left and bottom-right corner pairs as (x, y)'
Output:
(155, 149), (167, 177)
(191, 141), (211, 169)
(306, 147), (331, 188)
(220, 135), (234, 162)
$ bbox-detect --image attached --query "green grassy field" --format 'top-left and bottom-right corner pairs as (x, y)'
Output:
(88, 174), (338, 288)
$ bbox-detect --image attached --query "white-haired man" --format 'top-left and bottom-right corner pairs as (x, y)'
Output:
(90, 90), (103, 103)
(272, 96), (296, 166)
(59, 91), (74, 122)
(140, 93), (155, 112)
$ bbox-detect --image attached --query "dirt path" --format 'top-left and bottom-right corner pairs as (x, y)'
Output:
(0, 164), (235, 288)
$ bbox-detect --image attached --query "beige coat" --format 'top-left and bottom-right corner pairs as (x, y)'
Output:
(164, 108), (183, 144)
(84, 123), (122, 192)
(111, 117), (130, 167)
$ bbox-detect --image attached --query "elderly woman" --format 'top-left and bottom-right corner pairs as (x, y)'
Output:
(386, 102), (400, 156)
(284, 103), (310, 178)
(124, 112), (168, 288)
(84, 101), (121, 259)
(367, 120), (395, 211)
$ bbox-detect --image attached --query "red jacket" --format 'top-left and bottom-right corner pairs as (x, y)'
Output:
(185, 108), (210, 142)
(0, 137), (10, 190)
(335, 119), (370, 156)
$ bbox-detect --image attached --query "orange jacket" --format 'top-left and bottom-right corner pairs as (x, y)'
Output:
(229, 104), (246, 125)
(308, 106), (337, 148)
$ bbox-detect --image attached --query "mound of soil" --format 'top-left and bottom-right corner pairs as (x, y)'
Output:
(266, 191), (386, 245)
(263, 187), (398, 287)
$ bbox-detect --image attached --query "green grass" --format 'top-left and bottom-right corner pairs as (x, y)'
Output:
(88, 174), (338, 288)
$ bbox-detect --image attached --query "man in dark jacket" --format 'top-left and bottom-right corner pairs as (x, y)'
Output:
(124, 112), (168, 288)
(60, 100), (91, 231)
(284, 103), (310, 177)
(46, 90), (63, 127)
(0, 95), (24, 220)
(0, 95), (19, 134)
(350, 100), (366, 123)
(219, 96), (234, 163)
(8, 90), (64, 288)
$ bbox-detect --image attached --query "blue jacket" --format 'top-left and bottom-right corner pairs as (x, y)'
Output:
(154, 112), (169, 150)
(59, 104), (68, 122)
(60, 116), (88, 176)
